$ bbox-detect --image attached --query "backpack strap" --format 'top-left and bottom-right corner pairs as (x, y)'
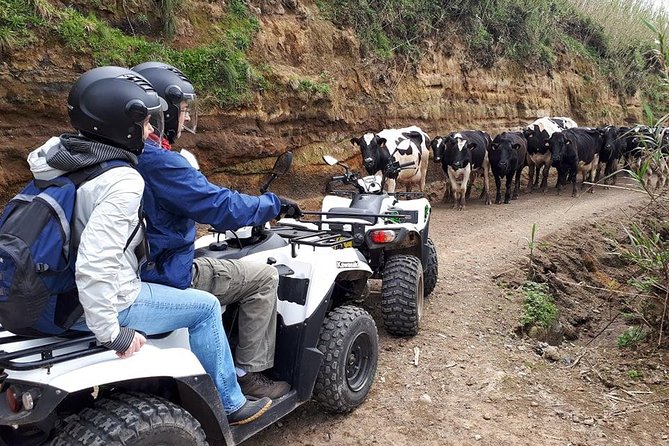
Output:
(66, 160), (149, 263)
(67, 159), (132, 186)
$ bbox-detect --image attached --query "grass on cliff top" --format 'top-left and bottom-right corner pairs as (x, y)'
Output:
(318, 0), (668, 118)
(1, 0), (261, 108)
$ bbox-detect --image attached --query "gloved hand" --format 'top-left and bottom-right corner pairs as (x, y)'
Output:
(278, 196), (303, 219)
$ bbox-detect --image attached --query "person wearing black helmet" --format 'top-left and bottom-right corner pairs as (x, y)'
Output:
(26, 66), (270, 425)
(132, 61), (297, 399)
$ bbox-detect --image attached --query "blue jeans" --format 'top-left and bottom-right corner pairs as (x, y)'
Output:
(71, 282), (246, 414)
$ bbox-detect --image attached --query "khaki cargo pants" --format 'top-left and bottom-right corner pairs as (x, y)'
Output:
(191, 257), (279, 373)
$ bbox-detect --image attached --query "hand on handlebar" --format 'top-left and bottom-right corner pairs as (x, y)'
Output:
(278, 196), (303, 219)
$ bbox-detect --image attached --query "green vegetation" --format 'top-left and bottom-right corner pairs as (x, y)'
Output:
(318, 0), (668, 117)
(617, 326), (647, 347)
(296, 79), (331, 95)
(2, 0), (668, 112)
(0, 0), (44, 54)
(2, 0), (261, 107)
(520, 281), (558, 329)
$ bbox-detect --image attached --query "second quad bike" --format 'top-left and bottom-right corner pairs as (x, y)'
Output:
(312, 155), (439, 337)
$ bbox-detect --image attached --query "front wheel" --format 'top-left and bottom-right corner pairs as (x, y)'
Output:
(314, 305), (379, 413)
(381, 255), (424, 336)
(423, 238), (439, 297)
(51, 392), (207, 445)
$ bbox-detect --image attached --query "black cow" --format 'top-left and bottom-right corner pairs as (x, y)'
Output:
(488, 132), (528, 204)
(522, 117), (578, 192)
(350, 126), (430, 193)
(595, 126), (620, 185)
(432, 130), (491, 210)
(548, 127), (602, 197)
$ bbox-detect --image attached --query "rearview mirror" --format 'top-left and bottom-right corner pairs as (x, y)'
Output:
(323, 155), (339, 166)
(273, 151), (293, 175)
(261, 151), (293, 194)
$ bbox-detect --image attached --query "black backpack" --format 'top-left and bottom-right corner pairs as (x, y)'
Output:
(0, 160), (136, 336)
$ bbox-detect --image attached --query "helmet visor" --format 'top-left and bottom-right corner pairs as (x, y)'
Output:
(145, 98), (166, 142)
(180, 94), (198, 135)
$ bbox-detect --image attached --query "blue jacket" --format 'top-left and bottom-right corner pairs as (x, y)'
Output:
(137, 140), (281, 289)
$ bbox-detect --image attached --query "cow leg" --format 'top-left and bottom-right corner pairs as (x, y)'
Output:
(571, 169), (578, 197)
(504, 173), (513, 204)
(482, 159), (491, 205)
(458, 186), (467, 210)
(527, 163), (535, 193)
(465, 182), (473, 200)
(442, 188), (450, 203)
(512, 166), (522, 200)
(494, 174), (502, 204)
(555, 169), (564, 195)
(594, 162), (602, 184)
(452, 187), (462, 209)
(540, 163), (550, 193)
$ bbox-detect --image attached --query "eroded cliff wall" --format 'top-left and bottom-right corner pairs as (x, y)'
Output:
(0, 0), (641, 202)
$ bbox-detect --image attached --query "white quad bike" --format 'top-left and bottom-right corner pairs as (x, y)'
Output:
(0, 152), (379, 446)
(311, 155), (439, 337)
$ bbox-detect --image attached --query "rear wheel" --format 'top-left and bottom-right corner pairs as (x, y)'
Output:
(381, 255), (424, 336)
(51, 392), (207, 446)
(423, 238), (439, 297)
(314, 305), (378, 413)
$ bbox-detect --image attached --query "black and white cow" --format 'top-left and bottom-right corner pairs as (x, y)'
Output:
(548, 127), (602, 197)
(522, 117), (578, 192)
(618, 125), (655, 169)
(488, 132), (528, 204)
(594, 126), (620, 185)
(431, 130), (491, 210)
(350, 125), (430, 193)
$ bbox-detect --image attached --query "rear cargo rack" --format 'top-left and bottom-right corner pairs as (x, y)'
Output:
(0, 330), (104, 371)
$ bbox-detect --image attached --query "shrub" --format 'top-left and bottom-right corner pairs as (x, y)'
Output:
(520, 281), (558, 329)
(617, 326), (647, 347)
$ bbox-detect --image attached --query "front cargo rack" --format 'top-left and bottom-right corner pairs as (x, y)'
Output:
(0, 328), (104, 371)
(271, 225), (356, 257)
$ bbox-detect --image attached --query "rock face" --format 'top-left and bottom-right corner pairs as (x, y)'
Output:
(0, 0), (642, 202)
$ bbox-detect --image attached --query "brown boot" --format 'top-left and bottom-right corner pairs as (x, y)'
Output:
(238, 372), (290, 399)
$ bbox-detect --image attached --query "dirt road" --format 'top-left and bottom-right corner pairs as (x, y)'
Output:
(252, 181), (668, 446)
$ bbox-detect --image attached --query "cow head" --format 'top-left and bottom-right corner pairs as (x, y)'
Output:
(351, 133), (389, 175)
(444, 133), (474, 169)
(430, 137), (445, 162)
(489, 133), (518, 171)
(598, 126), (618, 155)
(523, 125), (550, 155)
(548, 132), (570, 163)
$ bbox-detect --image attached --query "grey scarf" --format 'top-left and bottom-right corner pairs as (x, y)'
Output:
(46, 134), (138, 172)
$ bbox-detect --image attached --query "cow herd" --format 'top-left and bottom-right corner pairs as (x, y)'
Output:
(350, 117), (669, 210)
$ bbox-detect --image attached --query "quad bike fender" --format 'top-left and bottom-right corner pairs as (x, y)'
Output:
(389, 197), (431, 229)
(242, 244), (371, 326)
(8, 344), (205, 393)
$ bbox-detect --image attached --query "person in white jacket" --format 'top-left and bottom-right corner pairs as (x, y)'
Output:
(27, 66), (270, 425)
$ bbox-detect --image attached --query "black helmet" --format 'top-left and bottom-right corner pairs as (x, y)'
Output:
(67, 66), (166, 155)
(132, 61), (197, 144)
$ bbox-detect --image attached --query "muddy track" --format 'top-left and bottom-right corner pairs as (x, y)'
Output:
(251, 179), (665, 446)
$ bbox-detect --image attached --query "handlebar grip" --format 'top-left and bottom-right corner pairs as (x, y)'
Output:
(399, 161), (415, 168)
(331, 175), (346, 181)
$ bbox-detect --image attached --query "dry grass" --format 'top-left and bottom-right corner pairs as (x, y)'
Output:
(568, 0), (668, 50)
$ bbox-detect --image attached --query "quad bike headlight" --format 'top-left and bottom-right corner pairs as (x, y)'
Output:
(369, 230), (398, 244)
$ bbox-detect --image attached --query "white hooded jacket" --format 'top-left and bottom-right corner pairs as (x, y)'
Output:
(28, 137), (144, 345)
